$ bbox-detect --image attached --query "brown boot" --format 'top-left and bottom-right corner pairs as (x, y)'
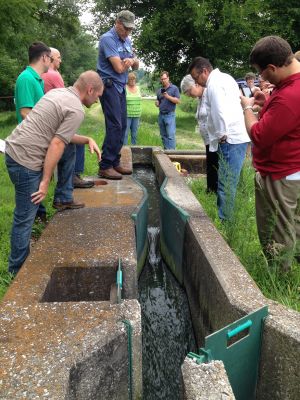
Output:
(73, 174), (94, 188)
(53, 200), (85, 211)
(98, 167), (122, 180)
(114, 165), (132, 175)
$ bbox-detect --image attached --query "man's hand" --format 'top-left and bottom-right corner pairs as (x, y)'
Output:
(122, 58), (136, 70)
(240, 95), (255, 109)
(31, 180), (49, 204)
(253, 90), (266, 108)
(88, 138), (101, 161)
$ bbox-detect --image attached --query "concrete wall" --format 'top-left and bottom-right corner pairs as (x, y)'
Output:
(150, 151), (300, 400)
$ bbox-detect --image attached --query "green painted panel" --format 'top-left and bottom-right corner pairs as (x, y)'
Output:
(160, 178), (190, 284)
(199, 306), (268, 400)
(131, 179), (148, 273)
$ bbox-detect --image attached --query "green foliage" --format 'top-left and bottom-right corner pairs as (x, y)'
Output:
(179, 94), (198, 113)
(0, 0), (96, 107)
(60, 31), (98, 86)
(91, 0), (300, 81)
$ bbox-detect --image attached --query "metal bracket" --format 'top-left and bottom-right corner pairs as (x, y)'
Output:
(116, 257), (123, 304)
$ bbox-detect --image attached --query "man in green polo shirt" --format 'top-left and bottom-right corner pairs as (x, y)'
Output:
(15, 42), (51, 123)
(14, 42), (52, 221)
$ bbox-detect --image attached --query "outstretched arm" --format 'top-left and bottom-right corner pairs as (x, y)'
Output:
(71, 134), (101, 160)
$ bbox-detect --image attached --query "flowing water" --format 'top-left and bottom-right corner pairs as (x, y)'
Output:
(134, 166), (196, 400)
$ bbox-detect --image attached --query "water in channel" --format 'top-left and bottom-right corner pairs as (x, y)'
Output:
(133, 166), (196, 400)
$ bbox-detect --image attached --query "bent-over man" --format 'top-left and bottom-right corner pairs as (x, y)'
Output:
(5, 71), (103, 275)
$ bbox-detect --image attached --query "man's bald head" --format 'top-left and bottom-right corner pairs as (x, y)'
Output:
(74, 71), (104, 108)
(75, 71), (103, 91)
(50, 47), (62, 70)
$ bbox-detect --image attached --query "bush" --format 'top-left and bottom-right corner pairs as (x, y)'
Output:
(179, 94), (198, 113)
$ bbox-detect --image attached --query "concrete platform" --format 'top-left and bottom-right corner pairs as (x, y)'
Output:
(0, 147), (144, 399)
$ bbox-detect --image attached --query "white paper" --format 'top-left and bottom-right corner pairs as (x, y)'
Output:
(0, 139), (6, 153)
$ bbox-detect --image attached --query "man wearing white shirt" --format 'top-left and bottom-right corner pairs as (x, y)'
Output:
(188, 57), (249, 220)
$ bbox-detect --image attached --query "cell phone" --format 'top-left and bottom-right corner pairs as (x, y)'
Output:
(161, 88), (166, 94)
(239, 85), (252, 97)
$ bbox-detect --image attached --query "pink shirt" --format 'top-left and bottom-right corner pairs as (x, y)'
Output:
(42, 68), (64, 93)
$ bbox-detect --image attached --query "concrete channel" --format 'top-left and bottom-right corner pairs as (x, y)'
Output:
(0, 146), (300, 399)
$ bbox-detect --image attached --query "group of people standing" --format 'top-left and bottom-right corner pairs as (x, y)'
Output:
(3, 8), (300, 276)
(181, 36), (300, 272)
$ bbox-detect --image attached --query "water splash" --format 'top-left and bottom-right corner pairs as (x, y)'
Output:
(147, 226), (161, 267)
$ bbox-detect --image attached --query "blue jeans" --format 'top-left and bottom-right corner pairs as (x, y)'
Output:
(158, 112), (176, 149)
(124, 117), (140, 145)
(54, 143), (76, 203)
(217, 142), (248, 220)
(75, 144), (85, 175)
(100, 84), (127, 170)
(5, 154), (41, 274)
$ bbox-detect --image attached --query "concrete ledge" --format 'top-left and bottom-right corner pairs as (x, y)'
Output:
(182, 358), (235, 400)
(167, 154), (206, 174)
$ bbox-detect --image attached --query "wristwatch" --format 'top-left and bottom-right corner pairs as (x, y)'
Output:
(243, 105), (253, 112)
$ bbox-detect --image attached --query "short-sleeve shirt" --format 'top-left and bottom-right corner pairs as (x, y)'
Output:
(41, 68), (65, 93)
(6, 87), (84, 171)
(97, 27), (134, 93)
(156, 84), (180, 113)
(15, 66), (44, 124)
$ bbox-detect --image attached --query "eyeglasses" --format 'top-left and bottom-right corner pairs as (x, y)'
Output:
(44, 54), (53, 62)
(191, 69), (203, 81)
(258, 65), (269, 76)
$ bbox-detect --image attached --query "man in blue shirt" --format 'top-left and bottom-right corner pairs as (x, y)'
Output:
(155, 71), (180, 149)
(97, 10), (139, 180)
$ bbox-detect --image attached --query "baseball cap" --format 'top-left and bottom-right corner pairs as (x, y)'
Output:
(117, 10), (135, 29)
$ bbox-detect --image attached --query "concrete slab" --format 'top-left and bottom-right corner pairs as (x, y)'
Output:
(0, 300), (142, 400)
(182, 358), (235, 400)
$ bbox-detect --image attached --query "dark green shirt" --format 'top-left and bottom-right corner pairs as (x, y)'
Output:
(14, 66), (44, 123)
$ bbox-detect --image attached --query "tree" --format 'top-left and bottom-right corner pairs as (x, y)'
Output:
(0, 0), (96, 109)
(90, 0), (300, 82)
(60, 31), (98, 86)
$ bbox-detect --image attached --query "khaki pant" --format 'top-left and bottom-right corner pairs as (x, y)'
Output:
(255, 172), (300, 270)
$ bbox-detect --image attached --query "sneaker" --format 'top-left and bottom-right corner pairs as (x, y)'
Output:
(53, 200), (85, 211)
(114, 165), (132, 175)
(98, 167), (122, 180)
(73, 174), (94, 189)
